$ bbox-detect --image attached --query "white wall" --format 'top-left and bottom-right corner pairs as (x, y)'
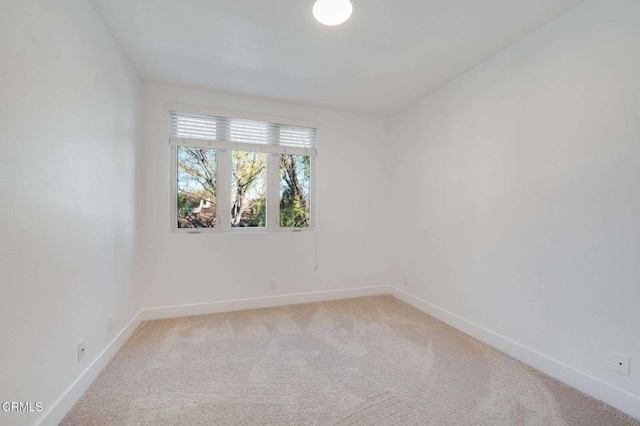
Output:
(3, 0), (638, 423)
(136, 83), (390, 309)
(390, 0), (640, 414)
(0, 1), (140, 425)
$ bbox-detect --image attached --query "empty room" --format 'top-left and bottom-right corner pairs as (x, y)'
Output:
(1, 0), (639, 424)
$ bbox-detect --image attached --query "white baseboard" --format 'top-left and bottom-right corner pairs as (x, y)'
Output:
(140, 285), (389, 321)
(388, 286), (640, 421)
(39, 285), (638, 425)
(36, 286), (388, 425)
(37, 311), (143, 426)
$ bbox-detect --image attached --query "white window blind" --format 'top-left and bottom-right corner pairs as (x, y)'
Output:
(170, 112), (317, 156)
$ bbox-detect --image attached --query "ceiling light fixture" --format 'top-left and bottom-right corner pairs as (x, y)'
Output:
(312, 0), (353, 26)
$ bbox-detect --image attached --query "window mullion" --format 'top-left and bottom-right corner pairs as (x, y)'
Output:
(266, 124), (281, 230)
(216, 117), (232, 230)
(217, 150), (231, 230)
(266, 153), (280, 230)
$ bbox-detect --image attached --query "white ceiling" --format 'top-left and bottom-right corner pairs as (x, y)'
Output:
(90, 0), (586, 116)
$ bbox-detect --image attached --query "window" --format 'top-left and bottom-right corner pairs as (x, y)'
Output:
(231, 151), (266, 227)
(280, 154), (310, 227)
(170, 111), (317, 232)
(176, 146), (217, 229)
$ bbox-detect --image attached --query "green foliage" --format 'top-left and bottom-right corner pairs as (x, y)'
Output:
(280, 195), (309, 227)
(177, 193), (195, 217)
(280, 154), (310, 227)
(231, 151), (266, 227)
(243, 197), (267, 227)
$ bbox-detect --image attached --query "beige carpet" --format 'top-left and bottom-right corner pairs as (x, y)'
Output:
(62, 295), (639, 425)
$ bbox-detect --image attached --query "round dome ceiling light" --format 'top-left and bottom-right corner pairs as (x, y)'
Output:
(313, 0), (353, 26)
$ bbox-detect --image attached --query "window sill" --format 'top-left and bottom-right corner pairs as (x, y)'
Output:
(172, 227), (315, 235)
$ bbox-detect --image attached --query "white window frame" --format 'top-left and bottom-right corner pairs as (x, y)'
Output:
(168, 104), (318, 234)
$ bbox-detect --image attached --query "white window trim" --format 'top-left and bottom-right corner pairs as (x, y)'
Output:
(169, 106), (318, 234)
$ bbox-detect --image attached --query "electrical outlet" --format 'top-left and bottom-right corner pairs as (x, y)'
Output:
(612, 353), (630, 376)
(108, 316), (114, 333)
(78, 339), (86, 362)
(403, 276), (409, 286)
(270, 279), (277, 290)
